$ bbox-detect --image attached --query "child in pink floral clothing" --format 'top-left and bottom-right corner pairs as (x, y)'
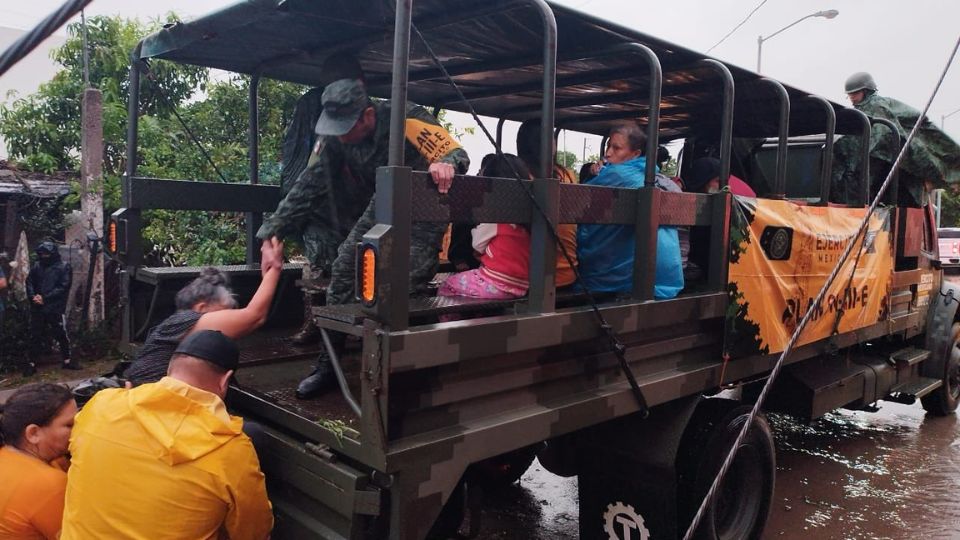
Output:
(438, 155), (532, 299)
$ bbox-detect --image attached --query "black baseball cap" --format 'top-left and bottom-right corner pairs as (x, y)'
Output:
(174, 330), (239, 372)
(315, 78), (369, 136)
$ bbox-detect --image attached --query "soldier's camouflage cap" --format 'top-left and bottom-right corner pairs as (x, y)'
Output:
(315, 78), (369, 136)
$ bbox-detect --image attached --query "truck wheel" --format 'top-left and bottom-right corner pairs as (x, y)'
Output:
(467, 443), (542, 489)
(922, 322), (960, 416)
(678, 402), (775, 540)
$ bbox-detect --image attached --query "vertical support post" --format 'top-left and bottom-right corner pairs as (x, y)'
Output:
(528, 178), (559, 312)
(246, 75), (261, 264)
(600, 135), (608, 158)
(806, 96), (836, 204)
(759, 78), (790, 198)
(388, 0), (413, 167)
(633, 188), (660, 300)
(379, 0), (414, 330)
(698, 59), (735, 291)
(623, 44), (661, 187)
(375, 167), (411, 330)
(525, 0), (558, 315)
(848, 109), (872, 206)
(870, 117), (901, 205)
(496, 117), (507, 149)
(80, 87), (105, 327)
(707, 192), (732, 291)
(698, 59), (734, 187)
(121, 49), (143, 347)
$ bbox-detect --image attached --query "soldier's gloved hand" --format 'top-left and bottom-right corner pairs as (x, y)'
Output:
(429, 162), (455, 194)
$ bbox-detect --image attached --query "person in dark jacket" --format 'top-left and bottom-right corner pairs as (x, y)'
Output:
(26, 242), (74, 374)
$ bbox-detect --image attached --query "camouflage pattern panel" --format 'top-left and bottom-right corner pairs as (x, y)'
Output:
(409, 171), (532, 224)
(559, 183), (635, 224)
(658, 191), (713, 226)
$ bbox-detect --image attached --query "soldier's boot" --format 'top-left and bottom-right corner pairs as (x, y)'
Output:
(291, 286), (325, 345)
(290, 318), (322, 346)
(295, 332), (344, 399)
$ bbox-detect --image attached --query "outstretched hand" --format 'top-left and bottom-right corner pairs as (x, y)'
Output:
(260, 237), (284, 275)
(429, 162), (455, 194)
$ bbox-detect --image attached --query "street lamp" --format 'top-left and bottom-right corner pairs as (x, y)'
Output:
(757, 10), (839, 73)
(943, 107), (960, 129)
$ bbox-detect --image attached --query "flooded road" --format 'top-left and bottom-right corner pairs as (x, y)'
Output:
(477, 402), (960, 539)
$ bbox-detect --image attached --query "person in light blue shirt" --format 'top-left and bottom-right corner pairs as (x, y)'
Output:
(577, 122), (683, 299)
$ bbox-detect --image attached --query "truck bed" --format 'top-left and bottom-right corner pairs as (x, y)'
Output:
(232, 345), (363, 437)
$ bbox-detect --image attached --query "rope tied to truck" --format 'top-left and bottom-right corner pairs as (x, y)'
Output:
(682, 31), (960, 540)
(408, 19), (651, 418)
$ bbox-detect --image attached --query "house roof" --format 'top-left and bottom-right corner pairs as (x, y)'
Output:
(0, 161), (73, 198)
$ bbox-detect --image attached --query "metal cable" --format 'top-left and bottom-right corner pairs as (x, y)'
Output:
(682, 30), (960, 540)
(0, 0), (92, 77)
(410, 22), (650, 416)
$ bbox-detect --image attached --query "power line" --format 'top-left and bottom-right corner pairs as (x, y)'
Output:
(705, 0), (769, 53)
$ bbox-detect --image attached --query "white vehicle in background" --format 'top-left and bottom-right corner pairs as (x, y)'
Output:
(939, 227), (960, 272)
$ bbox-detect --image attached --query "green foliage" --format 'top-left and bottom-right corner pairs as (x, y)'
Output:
(437, 109), (475, 142)
(939, 187), (960, 227)
(1, 15), (308, 266)
(661, 157), (679, 177)
(556, 150), (578, 170)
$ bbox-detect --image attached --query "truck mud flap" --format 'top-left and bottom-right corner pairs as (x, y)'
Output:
(246, 422), (383, 540)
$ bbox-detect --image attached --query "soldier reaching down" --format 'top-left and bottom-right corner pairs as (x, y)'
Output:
(258, 78), (469, 398)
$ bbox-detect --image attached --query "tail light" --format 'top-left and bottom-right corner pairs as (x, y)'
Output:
(356, 244), (378, 306)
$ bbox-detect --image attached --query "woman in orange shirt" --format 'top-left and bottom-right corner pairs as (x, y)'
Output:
(0, 383), (77, 540)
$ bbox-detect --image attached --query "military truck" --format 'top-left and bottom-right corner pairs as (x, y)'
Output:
(110, 1), (960, 538)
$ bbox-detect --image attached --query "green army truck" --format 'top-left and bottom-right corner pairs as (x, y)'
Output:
(110, 1), (960, 538)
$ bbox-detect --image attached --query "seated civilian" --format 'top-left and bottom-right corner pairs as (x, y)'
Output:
(0, 383), (77, 540)
(439, 155), (533, 300)
(61, 330), (273, 540)
(684, 157), (757, 197)
(684, 158), (756, 282)
(577, 122), (684, 298)
(579, 161), (599, 183)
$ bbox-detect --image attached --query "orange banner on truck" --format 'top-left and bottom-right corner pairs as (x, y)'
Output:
(725, 198), (893, 357)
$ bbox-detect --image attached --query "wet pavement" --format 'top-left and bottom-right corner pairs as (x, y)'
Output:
(476, 402), (960, 539)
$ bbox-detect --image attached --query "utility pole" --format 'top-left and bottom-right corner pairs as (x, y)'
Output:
(80, 87), (104, 327)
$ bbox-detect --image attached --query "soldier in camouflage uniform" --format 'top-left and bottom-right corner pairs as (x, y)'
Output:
(831, 72), (960, 206)
(277, 54), (366, 345)
(258, 79), (469, 398)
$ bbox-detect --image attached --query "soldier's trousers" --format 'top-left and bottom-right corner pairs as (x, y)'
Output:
(327, 199), (446, 306)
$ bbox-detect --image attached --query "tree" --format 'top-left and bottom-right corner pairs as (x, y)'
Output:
(556, 150), (578, 170)
(1, 15), (308, 266)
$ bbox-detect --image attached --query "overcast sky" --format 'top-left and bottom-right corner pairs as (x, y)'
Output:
(2, 0), (959, 165)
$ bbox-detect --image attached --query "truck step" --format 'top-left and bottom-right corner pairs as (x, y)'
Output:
(889, 347), (931, 369)
(890, 377), (942, 399)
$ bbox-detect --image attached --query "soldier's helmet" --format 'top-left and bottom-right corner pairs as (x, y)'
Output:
(844, 72), (877, 94)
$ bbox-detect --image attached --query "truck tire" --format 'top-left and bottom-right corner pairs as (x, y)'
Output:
(678, 401), (775, 540)
(467, 443), (542, 489)
(921, 322), (960, 416)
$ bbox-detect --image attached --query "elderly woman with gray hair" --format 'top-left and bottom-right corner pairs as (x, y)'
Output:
(123, 238), (284, 385)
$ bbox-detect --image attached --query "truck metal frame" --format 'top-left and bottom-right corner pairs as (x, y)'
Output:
(113, 1), (960, 538)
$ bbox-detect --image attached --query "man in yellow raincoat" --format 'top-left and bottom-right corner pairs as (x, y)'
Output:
(60, 331), (273, 540)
